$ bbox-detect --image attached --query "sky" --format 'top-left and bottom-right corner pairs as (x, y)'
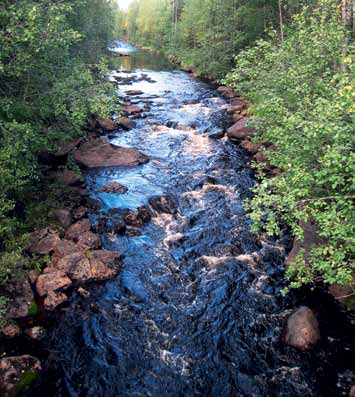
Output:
(116, 0), (134, 10)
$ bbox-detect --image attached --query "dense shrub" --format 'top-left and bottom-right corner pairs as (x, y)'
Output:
(224, 0), (354, 288)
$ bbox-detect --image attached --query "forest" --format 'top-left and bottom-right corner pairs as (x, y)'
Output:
(0, 0), (354, 395)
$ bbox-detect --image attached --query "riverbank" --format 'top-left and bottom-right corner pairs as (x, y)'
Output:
(1, 46), (354, 396)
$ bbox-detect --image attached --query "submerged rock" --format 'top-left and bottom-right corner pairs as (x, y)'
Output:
(0, 355), (41, 396)
(149, 195), (177, 215)
(99, 182), (128, 194)
(125, 89), (143, 95)
(74, 139), (148, 168)
(123, 105), (142, 115)
(284, 306), (320, 351)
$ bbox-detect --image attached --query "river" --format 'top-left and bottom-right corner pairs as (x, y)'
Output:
(30, 40), (354, 397)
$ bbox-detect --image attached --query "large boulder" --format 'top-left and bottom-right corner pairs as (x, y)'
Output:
(240, 140), (261, 154)
(55, 170), (83, 187)
(74, 139), (148, 168)
(227, 117), (256, 140)
(51, 208), (72, 228)
(43, 291), (68, 311)
(76, 231), (101, 250)
(96, 119), (118, 131)
(286, 220), (324, 268)
(284, 306), (320, 351)
(65, 219), (91, 241)
(55, 251), (119, 283)
(0, 355), (41, 396)
(119, 117), (136, 130)
(28, 228), (60, 255)
(217, 86), (237, 99)
(36, 270), (72, 297)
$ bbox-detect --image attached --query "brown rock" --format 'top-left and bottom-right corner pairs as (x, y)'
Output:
(0, 323), (21, 338)
(125, 89), (143, 95)
(119, 117), (136, 130)
(149, 195), (177, 215)
(350, 386), (355, 397)
(255, 152), (268, 164)
(56, 252), (118, 283)
(72, 206), (87, 220)
(96, 118), (118, 131)
(240, 140), (261, 154)
(217, 86), (237, 99)
(284, 306), (320, 351)
(226, 102), (246, 114)
(74, 139), (148, 168)
(90, 250), (122, 267)
(123, 105), (142, 115)
(99, 182), (128, 194)
(28, 228), (61, 255)
(124, 210), (144, 227)
(208, 129), (225, 139)
(6, 279), (35, 319)
(0, 355), (41, 395)
(36, 270), (72, 297)
(328, 284), (354, 307)
(51, 208), (72, 228)
(65, 219), (91, 241)
(55, 138), (82, 157)
(43, 291), (68, 310)
(137, 206), (152, 223)
(56, 170), (83, 187)
(51, 239), (79, 266)
(286, 220), (324, 268)
(232, 113), (244, 123)
(78, 287), (90, 298)
(76, 231), (101, 250)
(227, 118), (256, 140)
(24, 326), (46, 341)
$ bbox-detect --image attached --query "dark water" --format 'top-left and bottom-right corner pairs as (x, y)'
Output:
(32, 41), (354, 397)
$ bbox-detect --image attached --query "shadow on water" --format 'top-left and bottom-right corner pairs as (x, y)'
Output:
(28, 41), (354, 397)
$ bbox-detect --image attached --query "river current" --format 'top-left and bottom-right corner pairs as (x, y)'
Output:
(31, 41), (354, 397)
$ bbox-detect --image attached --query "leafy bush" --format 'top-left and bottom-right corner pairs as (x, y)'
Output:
(224, 0), (354, 288)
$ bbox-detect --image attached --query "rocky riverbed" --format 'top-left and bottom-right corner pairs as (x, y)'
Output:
(0, 41), (354, 397)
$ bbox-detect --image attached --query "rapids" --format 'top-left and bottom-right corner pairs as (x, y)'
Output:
(30, 41), (354, 397)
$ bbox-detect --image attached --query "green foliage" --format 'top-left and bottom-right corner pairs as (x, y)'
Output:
(0, 0), (116, 245)
(225, 0), (354, 288)
(121, 0), (316, 78)
(0, 0), (117, 311)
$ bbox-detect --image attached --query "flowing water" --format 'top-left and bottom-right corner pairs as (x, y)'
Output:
(31, 41), (354, 397)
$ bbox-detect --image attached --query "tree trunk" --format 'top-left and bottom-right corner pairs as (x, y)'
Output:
(278, 0), (284, 44)
(342, 0), (353, 60)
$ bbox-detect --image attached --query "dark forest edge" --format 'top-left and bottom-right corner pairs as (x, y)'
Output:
(119, 0), (354, 306)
